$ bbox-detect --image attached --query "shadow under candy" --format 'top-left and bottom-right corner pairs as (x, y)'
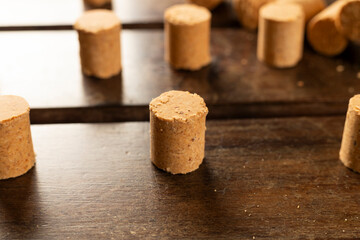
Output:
(150, 159), (244, 237)
(82, 72), (123, 106)
(0, 167), (43, 239)
(171, 62), (221, 104)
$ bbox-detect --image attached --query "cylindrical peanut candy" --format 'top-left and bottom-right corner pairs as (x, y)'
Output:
(340, 95), (360, 173)
(74, 9), (121, 79)
(186, 0), (224, 10)
(164, 4), (211, 71)
(336, 0), (360, 43)
(307, 0), (349, 56)
(0, 95), (36, 180)
(150, 90), (208, 174)
(232, 0), (275, 30)
(257, 3), (305, 68)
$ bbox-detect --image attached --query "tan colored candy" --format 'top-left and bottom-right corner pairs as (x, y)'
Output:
(150, 91), (208, 174)
(276, 0), (326, 22)
(187, 0), (223, 10)
(336, 0), (360, 42)
(307, 0), (348, 56)
(164, 4), (211, 70)
(74, 10), (121, 79)
(232, 0), (275, 30)
(340, 95), (360, 173)
(0, 95), (35, 180)
(257, 3), (305, 68)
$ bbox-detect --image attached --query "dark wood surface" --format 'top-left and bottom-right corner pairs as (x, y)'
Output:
(0, 0), (237, 30)
(0, 30), (359, 123)
(1, 117), (360, 239)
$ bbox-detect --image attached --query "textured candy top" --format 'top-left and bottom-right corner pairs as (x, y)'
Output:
(150, 90), (208, 122)
(165, 4), (211, 25)
(74, 9), (121, 34)
(0, 95), (30, 123)
(260, 3), (304, 22)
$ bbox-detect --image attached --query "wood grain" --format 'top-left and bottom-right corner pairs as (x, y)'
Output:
(1, 117), (360, 239)
(0, 30), (359, 123)
(0, 0), (237, 30)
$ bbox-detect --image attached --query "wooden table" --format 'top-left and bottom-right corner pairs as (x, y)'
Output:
(1, 0), (356, 124)
(1, 117), (360, 239)
(0, 29), (359, 123)
(1, 0), (360, 239)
